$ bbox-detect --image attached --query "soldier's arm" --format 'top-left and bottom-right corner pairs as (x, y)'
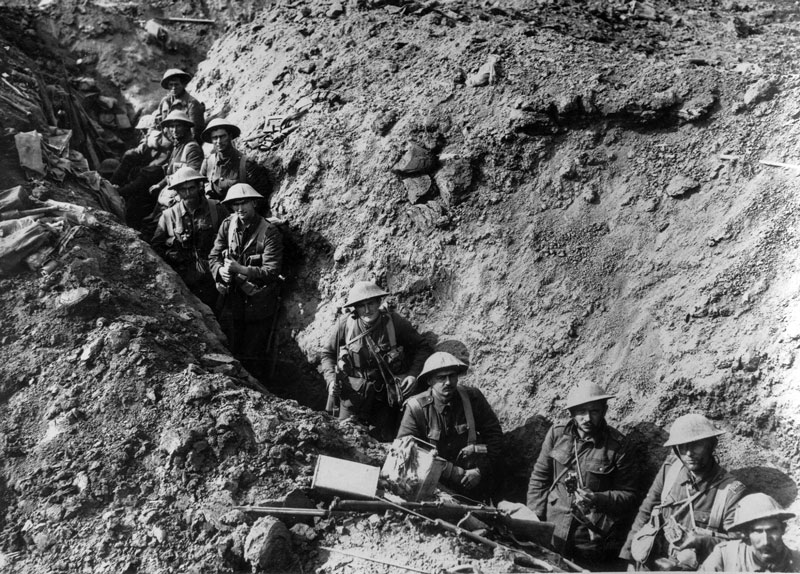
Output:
(591, 439), (640, 514)
(391, 313), (432, 378)
(526, 426), (556, 519)
(720, 480), (747, 532)
(470, 389), (504, 472)
(619, 460), (668, 561)
(244, 223), (283, 283)
(184, 143), (204, 171)
(150, 211), (171, 254)
(697, 544), (726, 572)
(396, 400), (423, 439)
(320, 319), (344, 380)
(207, 219), (229, 281)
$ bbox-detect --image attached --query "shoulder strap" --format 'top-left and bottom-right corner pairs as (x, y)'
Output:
(660, 459), (685, 506)
(239, 153), (248, 182)
(227, 215), (237, 252)
(385, 312), (397, 348)
(457, 387), (477, 445)
(708, 483), (732, 531)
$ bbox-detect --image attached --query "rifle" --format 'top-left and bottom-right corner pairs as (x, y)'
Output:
(235, 499), (555, 544)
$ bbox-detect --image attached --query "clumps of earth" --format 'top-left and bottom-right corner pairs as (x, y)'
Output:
(2, 0), (800, 572)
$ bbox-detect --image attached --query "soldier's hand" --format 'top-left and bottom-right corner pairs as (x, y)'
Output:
(326, 375), (340, 398)
(399, 376), (416, 397)
(678, 533), (715, 553)
(576, 488), (598, 508)
(461, 468), (482, 489)
(148, 184), (160, 196)
(219, 261), (233, 283)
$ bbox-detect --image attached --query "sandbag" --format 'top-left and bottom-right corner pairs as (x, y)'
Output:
(0, 186), (28, 213)
(0, 222), (51, 274)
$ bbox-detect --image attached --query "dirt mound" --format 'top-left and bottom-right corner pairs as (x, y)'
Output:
(2, 0), (800, 572)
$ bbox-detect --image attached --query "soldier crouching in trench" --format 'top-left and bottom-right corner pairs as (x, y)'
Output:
(209, 183), (283, 380)
(320, 281), (431, 442)
(526, 381), (639, 571)
(396, 351), (503, 502)
(621, 413), (747, 571)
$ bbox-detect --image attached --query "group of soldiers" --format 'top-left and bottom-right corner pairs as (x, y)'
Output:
(109, 68), (282, 378)
(320, 281), (799, 572)
(109, 68), (797, 574)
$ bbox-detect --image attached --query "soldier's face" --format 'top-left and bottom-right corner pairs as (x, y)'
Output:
(430, 370), (459, 402)
(166, 79), (185, 97)
(354, 298), (381, 323)
(748, 518), (784, 564)
(210, 128), (231, 153)
(176, 182), (203, 210)
(570, 400), (606, 437)
(230, 199), (257, 223)
(167, 123), (189, 141)
(676, 438), (715, 473)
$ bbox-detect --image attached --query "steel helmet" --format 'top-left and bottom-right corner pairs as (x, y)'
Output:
(168, 166), (206, 190)
(565, 381), (615, 410)
(663, 413), (726, 447)
(344, 281), (389, 308)
(161, 109), (194, 128)
(97, 158), (119, 177)
(729, 493), (795, 531)
(135, 114), (155, 130)
(160, 68), (192, 89)
(222, 183), (263, 204)
(418, 352), (468, 383)
(201, 117), (242, 143)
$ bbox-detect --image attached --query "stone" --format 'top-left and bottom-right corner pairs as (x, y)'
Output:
(290, 523), (317, 541)
(326, 2), (344, 18)
(201, 353), (237, 367)
(434, 158), (473, 207)
(665, 175), (699, 198)
(244, 517), (293, 571)
(80, 337), (104, 363)
(104, 325), (131, 352)
(333, 244), (347, 263)
(392, 143), (434, 175)
(743, 78), (777, 107)
(581, 187), (598, 203)
(403, 176), (432, 204)
(372, 110), (397, 136)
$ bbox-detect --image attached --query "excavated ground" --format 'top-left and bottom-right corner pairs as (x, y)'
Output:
(2, 0), (800, 572)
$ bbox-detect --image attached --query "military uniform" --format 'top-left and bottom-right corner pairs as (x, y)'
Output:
(398, 384), (503, 497)
(201, 148), (270, 203)
(701, 540), (800, 572)
(321, 311), (431, 441)
(209, 214), (283, 378)
(527, 420), (638, 563)
(621, 455), (747, 569)
(154, 91), (206, 143)
(151, 197), (228, 308)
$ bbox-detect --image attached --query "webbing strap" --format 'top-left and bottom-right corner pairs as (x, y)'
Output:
(708, 483), (731, 531)
(457, 387), (477, 446)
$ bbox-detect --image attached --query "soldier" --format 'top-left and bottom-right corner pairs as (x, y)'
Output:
(621, 413), (747, 571)
(109, 115), (172, 189)
(527, 381), (639, 568)
(153, 68), (205, 143)
(200, 118), (271, 205)
(208, 183), (283, 379)
(151, 166), (228, 309)
(397, 351), (503, 500)
(320, 281), (432, 442)
(700, 493), (800, 572)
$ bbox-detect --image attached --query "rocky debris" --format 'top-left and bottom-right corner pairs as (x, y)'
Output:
(664, 174), (699, 198)
(743, 78), (778, 107)
(403, 175), (433, 204)
(435, 158), (473, 207)
(392, 143), (435, 175)
(244, 516), (295, 571)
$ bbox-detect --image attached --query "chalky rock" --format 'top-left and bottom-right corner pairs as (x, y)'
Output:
(404, 175), (432, 204)
(435, 158), (472, 207)
(392, 143), (434, 175)
(244, 517), (293, 571)
(665, 175), (699, 198)
(743, 78), (777, 107)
